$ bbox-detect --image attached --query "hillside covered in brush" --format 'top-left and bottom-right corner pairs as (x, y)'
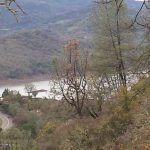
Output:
(0, 0), (143, 79)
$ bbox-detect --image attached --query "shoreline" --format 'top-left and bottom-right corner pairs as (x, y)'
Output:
(0, 74), (50, 87)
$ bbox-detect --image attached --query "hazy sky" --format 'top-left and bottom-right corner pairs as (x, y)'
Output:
(135, 0), (147, 1)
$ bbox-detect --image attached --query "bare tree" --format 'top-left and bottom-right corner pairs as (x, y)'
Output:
(93, 0), (133, 88)
(129, 0), (150, 28)
(131, 0), (150, 75)
(53, 40), (88, 117)
(93, 0), (150, 111)
(24, 83), (36, 97)
(0, 0), (26, 20)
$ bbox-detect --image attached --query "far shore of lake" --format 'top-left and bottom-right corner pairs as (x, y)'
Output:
(0, 74), (50, 87)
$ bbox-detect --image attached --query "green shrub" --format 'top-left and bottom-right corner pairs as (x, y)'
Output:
(0, 103), (9, 113)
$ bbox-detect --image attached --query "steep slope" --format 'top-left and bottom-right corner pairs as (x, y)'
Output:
(0, 29), (62, 79)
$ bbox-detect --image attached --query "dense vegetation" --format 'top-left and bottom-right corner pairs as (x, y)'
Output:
(0, 29), (61, 79)
(0, 0), (141, 80)
(0, 77), (149, 150)
(0, 0), (91, 79)
(0, 0), (150, 150)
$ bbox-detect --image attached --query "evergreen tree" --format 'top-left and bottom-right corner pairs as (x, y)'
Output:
(2, 88), (10, 98)
(93, 0), (135, 88)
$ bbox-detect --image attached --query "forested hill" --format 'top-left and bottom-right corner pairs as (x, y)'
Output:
(0, 0), (92, 35)
(0, 0), (92, 79)
(0, 0), (142, 79)
(0, 0), (141, 35)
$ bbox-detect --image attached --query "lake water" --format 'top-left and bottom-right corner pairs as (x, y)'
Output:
(0, 72), (144, 99)
(0, 80), (56, 99)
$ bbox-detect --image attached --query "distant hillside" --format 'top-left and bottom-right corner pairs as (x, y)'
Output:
(0, 0), (92, 35)
(0, 29), (61, 79)
(0, 0), (142, 36)
(0, 0), (92, 79)
(0, 17), (93, 79)
(0, 0), (142, 80)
